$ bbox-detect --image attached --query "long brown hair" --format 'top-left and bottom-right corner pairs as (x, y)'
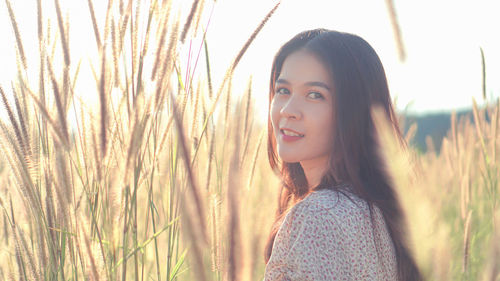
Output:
(264, 29), (422, 281)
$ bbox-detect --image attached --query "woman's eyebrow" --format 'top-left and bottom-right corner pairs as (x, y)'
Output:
(305, 81), (331, 91)
(276, 78), (331, 91)
(275, 78), (290, 85)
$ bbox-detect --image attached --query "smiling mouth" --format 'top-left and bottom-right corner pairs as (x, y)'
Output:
(280, 129), (305, 137)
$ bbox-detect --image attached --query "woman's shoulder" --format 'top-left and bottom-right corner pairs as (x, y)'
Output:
(271, 185), (398, 281)
(289, 185), (374, 224)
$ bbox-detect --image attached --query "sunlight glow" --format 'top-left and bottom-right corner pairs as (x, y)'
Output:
(1, 0), (499, 123)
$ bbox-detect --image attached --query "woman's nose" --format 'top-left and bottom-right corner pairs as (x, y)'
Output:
(280, 95), (302, 120)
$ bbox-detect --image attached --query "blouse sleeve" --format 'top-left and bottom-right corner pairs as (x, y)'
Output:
(264, 200), (387, 281)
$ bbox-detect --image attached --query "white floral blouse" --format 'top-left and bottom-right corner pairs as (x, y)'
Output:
(264, 188), (398, 281)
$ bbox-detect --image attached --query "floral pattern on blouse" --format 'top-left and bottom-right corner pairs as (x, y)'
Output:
(264, 188), (398, 281)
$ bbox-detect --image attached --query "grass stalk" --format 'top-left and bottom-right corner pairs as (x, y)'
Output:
(87, 0), (102, 49)
(180, 0), (201, 43)
(463, 210), (473, 274)
(5, 0), (27, 70)
(54, 0), (70, 66)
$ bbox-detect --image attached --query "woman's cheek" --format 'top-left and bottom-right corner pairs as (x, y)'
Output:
(270, 99), (281, 129)
(315, 108), (334, 140)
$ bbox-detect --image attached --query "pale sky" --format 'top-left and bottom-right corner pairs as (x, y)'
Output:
(203, 0), (500, 118)
(1, 0), (499, 123)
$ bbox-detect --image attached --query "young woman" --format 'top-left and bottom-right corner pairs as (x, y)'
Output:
(263, 29), (422, 281)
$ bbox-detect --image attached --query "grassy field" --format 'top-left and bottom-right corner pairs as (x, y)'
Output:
(0, 0), (498, 280)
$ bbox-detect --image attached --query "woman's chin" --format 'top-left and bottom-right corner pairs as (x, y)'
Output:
(278, 156), (301, 164)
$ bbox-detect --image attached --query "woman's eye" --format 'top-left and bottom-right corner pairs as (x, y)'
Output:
(307, 92), (324, 99)
(276, 88), (290, 95)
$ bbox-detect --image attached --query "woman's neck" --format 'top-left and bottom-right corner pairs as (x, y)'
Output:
(300, 156), (330, 190)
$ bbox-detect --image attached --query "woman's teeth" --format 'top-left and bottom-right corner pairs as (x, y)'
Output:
(282, 129), (304, 137)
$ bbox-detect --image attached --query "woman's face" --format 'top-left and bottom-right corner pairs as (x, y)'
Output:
(271, 49), (335, 167)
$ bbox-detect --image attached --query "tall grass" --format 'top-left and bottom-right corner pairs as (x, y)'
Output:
(0, 0), (278, 280)
(0, 0), (498, 281)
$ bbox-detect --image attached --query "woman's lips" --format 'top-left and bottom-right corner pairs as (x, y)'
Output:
(280, 129), (304, 142)
(282, 134), (303, 142)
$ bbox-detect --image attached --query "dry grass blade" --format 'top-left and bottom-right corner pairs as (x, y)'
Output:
(99, 47), (108, 158)
(460, 173), (470, 220)
(210, 194), (221, 272)
(90, 118), (102, 192)
(169, 91), (207, 240)
(81, 223), (100, 281)
(36, 0), (43, 41)
(203, 37), (213, 99)
(47, 59), (70, 145)
(224, 76), (233, 131)
(482, 215), (500, 281)
(204, 120), (215, 192)
(14, 225), (40, 280)
(24, 83), (68, 147)
(151, 1), (172, 81)
(63, 64), (71, 114)
(0, 122), (27, 188)
(132, 0), (159, 101)
(480, 47), (486, 100)
(102, 0), (114, 43)
(0, 86), (25, 155)
(246, 129), (264, 190)
(111, 19), (121, 87)
(243, 77), (253, 138)
(192, 0), (205, 38)
(54, 0), (70, 66)
(38, 50), (46, 111)
(384, 0), (406, 62)
(154, 20), (179, 110)
(463, 210), (472, 273)
(141, 0), (158, 56)
(153, 111), (174, 160)
(472, 98), (489, 163)
(119, 0), (133, 53)
(228, 100), (243, 281)
(404, 122), (417, 145)
(124, 115), (149, 177)
(232, 1), (280, 71)
(240, 80), (255, 165)
(5, 0), (27, 70)
(44, 171), (58, 253)
(492, 99), (499, 163)
(87, 0), (102, 49)
(130, 0), (141, 91)
(179, 194), (207, 281)
(12, 87), (31, 156)
(190, 82), (201, 140)
(180, 0), (201, 43)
